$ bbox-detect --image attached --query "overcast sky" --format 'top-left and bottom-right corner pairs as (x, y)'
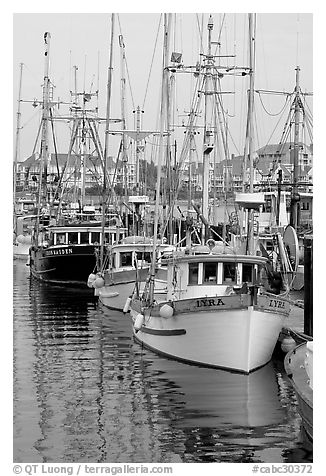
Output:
(11, 10), (313, 163)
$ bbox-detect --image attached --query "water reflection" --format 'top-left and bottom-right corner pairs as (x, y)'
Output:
(13, 261), (312, 463)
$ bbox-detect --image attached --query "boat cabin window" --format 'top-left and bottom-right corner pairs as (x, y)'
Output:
(104, 232), (112, 244)
(265, 240), (274, 252)
(203, 263), (218, 284)
(80, 232), (89, 244)
(188, 263), (199, 285)
(223, 263), (236, 284)
(135, 251), (152, 264)
(120, 252), (133, 267)
(242, 264), (253, 283)
(262, 197), (272, 213)
(68, 232), (78, 244)
(56, 233), (66, 245)
(91, 232), (100, 244)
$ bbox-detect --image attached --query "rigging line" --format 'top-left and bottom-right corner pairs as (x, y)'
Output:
(261, 107), (292, 158)
(195, 13), (204, 55)
(20, 108), (42, 130)
(215, 80), (241, 155)
(141, 14), (162, 110)
(49, 109), (60, 179)
(302, 95), (313, 120)
(257, 92), (290, 117)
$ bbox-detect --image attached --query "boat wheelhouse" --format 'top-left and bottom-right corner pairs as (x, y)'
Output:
(93, 236), (174, 311)
(29, 223), (127, 287)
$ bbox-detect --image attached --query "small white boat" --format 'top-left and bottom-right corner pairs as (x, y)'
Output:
(284, 341), (313, 441)
(130, 242), (291, 374)
(93, 236), (174, 311)
(13, 215), (38, 260)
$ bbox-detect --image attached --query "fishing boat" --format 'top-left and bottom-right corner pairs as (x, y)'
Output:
(27, 31), (127, 288)
(284, 341), (313, 441)
(29, 221), (126, 287)
(131, 240), (290, 373)
(92, 235), (174, 311)
(129, 14), (291, 374)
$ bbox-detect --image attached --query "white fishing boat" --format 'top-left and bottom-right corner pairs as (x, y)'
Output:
(91, 236), (174, 311)
(130, 242), (290, 373)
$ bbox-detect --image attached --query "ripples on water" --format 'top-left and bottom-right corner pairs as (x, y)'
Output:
(13, 261), (312, 463)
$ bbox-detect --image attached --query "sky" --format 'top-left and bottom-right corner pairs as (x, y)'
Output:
(11, 10), (313, 164)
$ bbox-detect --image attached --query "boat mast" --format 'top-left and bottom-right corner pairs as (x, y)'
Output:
(290, 66), (301, 231)
(100, 13), (115, 269)
(149, 13), (170, 304)
(14, 62), (24, 209)
(35, 32), (51, 240)
(246, 13), (256, 254)
(119, 34), (129, 207)
(248, 13), (255, 193)
(202, 15), (215, 243)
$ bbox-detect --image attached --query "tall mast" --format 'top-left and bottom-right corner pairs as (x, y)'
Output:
(14, 62), (24, 207)
(290, 66), (301, 230)
(100, 13), (115, 269)
(149, 13), (169, 303)
(35, 32), (51, 240)
(248, 13), (255, 193)
(202, 15), (215, 243)
(134, 105), (142, 193)
(246, 13), (256, 254)
(119, 34), (129, 201)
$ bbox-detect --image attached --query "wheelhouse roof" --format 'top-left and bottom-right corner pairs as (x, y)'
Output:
(167, 252), (268, 266)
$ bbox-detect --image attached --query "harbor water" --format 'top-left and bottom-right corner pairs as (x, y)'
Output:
(13, 260), (312, 464)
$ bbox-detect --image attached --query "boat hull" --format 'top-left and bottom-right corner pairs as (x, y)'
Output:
(29, 244), (98, 287)
(131, 294), (288, 373)
(13, 242), (31, 259)
(284, 342), (313, 441)
(98, 268), (167, 311)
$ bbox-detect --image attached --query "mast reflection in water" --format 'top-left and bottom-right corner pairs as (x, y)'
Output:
(13, 261), (312, 463)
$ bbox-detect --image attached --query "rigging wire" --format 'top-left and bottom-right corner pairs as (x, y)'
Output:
(196, 13), (205, 55)
(257, 92), (291, 117)
(141, 14), (162, 111)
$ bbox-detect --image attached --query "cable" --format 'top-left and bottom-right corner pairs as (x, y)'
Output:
(142, 14), (162, 110)
(258, 91), (290, 117)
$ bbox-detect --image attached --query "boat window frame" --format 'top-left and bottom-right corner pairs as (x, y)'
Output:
(203, 262), (218, 284)
(68, 231), (79, 245)
(188, 262), (199, 285)
(80, 231), (90, 244)
(222, 262), (237, 285)
(54, 232), (67, 245)
(119, 251), (133, 268)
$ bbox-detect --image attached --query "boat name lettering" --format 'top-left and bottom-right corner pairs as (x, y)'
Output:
(269, 299), (285, 309)
(45, 248), (73, 256)
(196, 298), (225, 308)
